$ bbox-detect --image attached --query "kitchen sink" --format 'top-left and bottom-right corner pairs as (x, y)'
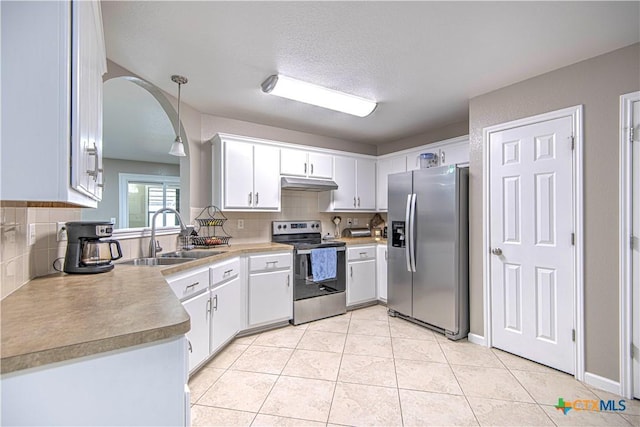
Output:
(122, 257), (196, 266)
(160, 250), (225, 259)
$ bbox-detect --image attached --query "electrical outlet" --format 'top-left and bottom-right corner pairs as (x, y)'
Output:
(56, 222), (67, 242)
(29, 224), (36, 246)
(353, 218), (359, 225)
(237, 219), (244, 229)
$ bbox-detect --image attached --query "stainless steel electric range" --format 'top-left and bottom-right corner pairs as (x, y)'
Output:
(272, 220), (346, 325)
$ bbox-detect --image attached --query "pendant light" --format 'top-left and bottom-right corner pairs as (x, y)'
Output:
(169, 75), (188, 157)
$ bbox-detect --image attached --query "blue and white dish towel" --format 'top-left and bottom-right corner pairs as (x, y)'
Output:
(311, 247), (337, 282)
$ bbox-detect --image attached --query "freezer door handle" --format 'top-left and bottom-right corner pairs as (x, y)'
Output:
(405, 194), (412, 272)
(409, 193), (417, 272)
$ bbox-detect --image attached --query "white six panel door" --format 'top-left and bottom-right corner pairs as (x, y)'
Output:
(489, 116), (575, 374)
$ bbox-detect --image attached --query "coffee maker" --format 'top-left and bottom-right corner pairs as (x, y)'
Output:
(63, 221), (122, 274)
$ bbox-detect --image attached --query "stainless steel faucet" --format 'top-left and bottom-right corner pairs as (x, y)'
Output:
(149, 208), (190, 258)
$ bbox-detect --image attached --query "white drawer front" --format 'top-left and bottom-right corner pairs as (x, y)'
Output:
(249, 252), (292, 272)
(211, 257), (240, 286)
(347, 246), (376, 261)
(166, 268), (210, 300)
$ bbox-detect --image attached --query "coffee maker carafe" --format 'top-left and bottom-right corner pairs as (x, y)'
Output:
(63, 221), (122, 274)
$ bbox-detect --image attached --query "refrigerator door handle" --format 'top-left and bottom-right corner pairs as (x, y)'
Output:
(405, 194), (412, 272)
(409, 193), (417, 272)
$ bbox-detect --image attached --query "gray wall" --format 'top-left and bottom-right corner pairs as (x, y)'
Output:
(81, 158), (179, 226)
(468, 42), (640, 381)
(377, 119), (469, 155)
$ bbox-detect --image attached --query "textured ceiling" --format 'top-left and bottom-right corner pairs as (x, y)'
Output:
(103, 78), (178, 164)
(101, 1), (640, 145)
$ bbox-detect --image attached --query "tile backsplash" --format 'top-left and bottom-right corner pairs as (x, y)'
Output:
(1, 192), (386, 299)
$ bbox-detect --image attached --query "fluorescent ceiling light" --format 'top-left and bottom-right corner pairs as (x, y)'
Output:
(261, 74), (377, 117)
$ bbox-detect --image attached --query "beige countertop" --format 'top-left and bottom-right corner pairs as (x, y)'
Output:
(0, 242), (292, 375)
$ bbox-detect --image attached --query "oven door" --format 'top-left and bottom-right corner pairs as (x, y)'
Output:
(294, 246), (346, 301)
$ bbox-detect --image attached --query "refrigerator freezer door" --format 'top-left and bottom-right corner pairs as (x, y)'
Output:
(387, 171), (413, 317)
(412, 167), (458, 332)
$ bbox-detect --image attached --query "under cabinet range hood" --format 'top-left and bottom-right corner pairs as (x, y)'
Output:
(280, 176), (338, 192)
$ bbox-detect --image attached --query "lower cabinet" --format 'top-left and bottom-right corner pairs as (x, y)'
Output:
(247, 251), (293, 327)
(347, 246), (377, 306)
(376, 244), (388, 302)
(182, 291), (212, 372)
(210, 276), (241, 352)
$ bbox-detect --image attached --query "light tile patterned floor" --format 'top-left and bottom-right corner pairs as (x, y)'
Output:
(189, 304), (639, 426)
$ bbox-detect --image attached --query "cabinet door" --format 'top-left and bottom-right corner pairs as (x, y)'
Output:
(347, 259), (377, 306)
(308, 152), (333, 179)
(248, 270), (292, 326)
(376, 245), (388, 301)
(211, 277), (241, 353)
(253, 144), (281, 210)
(332, 156), (357, 209)
(182, 291), (211, 372)
(280, 148), (307, 177)
(224, 141), (254, 208)
(376, 156), (406, 211)
(439, 140), (469, 166)
(355, 159), (376, 210)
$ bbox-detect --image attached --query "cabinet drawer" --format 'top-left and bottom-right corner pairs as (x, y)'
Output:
(166, 268), (210, 301)
(249, 252), (292, 272)
(347, 246), (376, 261)
(211, 257), (240, 286)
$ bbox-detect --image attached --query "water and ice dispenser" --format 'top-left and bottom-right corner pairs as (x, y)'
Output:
(391, 221), (406, 248)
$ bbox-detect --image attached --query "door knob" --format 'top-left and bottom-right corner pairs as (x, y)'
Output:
(491, 247), (503, 256)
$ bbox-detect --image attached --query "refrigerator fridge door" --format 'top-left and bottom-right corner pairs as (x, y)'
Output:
(411, 166), (458, 332)
(387, 171), (413, 317)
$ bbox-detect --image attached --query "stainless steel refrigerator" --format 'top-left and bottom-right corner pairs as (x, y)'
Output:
(387, 165), (469, 340)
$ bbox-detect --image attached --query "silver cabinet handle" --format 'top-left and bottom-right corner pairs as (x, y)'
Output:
(248, 192), (252, 205)
(385, 250), (388, 260)
(186, 281), (199, 290)
(491, 247), (503, 256)
(357, 197), (361, 207)
(350, 266), (353, 277)
(287, 274), (290, 287)
(86, 142), (102, 181)
(359, 252), (367, 256)
(188, 340), (192, 353)
(440, 151), (445, 165)
(304, 163), (307, 174)
(255, 192), (259, 205)
(206, 298), (211, 314)
(223, 269), (233, 277)
(213, 294), (218, 311)
(310, 163), (314, 175)
(266, 260), (279, 268)
(353, 197), (356, 207)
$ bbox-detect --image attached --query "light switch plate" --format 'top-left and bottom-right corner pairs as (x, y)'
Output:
(28, 224), (36, 246)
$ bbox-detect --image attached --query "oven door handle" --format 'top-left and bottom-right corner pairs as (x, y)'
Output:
(296, 247), (346, 255)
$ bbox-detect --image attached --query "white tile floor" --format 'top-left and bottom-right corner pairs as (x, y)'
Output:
(189, 305), (640, 426)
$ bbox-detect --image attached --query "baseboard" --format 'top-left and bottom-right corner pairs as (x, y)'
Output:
(584, 372), (622, 395)
(467, 333), (486, 346)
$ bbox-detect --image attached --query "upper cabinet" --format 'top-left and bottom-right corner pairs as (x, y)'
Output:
(407, 138), (469, 171)
(281, 148), (333, 179)
(212, 135), (281, 211)
(1, 0), (107, 207)
(319, 156), (376, 211)
(376, 155), (407, 211)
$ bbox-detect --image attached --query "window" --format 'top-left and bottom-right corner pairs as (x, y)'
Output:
(119, 173), (180, 229)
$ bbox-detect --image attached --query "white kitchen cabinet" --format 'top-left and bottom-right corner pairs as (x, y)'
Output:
(182, 291), (211, 372)
(376, 155), (407, 211)
(1, 0), (107, 207)
(247, 252), (292, 327)
(320, 156), (376, 211)
(210, 276), (241, 353)
(347, 245), (377, 306)
(212, 135), (281, 211)
(281, 148), (333, 179)
(376, 244), (388, 302)
(407, 138), (469, 171)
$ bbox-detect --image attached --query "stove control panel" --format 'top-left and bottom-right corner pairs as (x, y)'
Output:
(272, 220), (321, 235)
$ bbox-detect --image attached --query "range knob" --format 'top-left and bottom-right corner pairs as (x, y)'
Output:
(277, 225), (282, 229)
(283, 224), (287, 229)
